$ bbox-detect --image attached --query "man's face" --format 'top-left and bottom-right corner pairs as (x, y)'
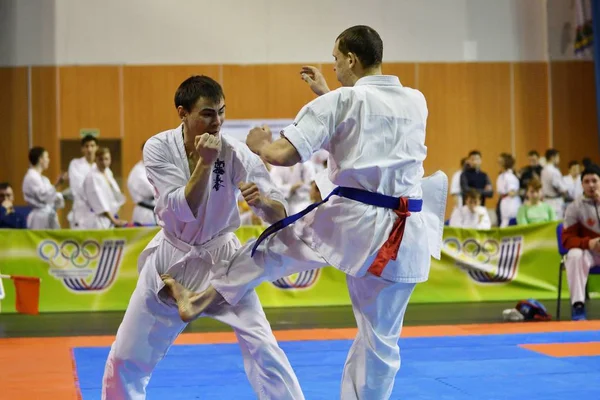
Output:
(333, 40), (354, 87)
(469, 154), (482, 169)
(528, 154), (539, 167)
(582, 174), (600, 198)
(570, 164), (581, 176)
(182, 97), (225, 138)
(39, 151), (50, 170)
(97, 152), (111, 170)
(466, 196), (479, 212)
(0, 186), (14, 203)
(82, 140), (98, 159)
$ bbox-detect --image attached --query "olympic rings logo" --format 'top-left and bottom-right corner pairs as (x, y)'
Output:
(38, 239), (101, 269)
(272, 269), (320, 290)
(443, 237), (500, 265)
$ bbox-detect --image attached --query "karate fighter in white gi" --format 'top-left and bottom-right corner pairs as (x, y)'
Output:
(127, 144), (157, 225)
(67, 135), (99, 228)
(22, 147), (67, 229)
(162, 26), (447, 400)
(101, 76), (303, 400)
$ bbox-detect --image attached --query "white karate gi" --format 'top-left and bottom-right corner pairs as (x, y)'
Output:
(101, 126), (303, 400)
(127, 160), (156, 225)
(496, 169), (522, 227)
(542, 164), (567, 219)
(22, 168), (65, 229)
(269, 162), (316, 215)
(67, 157), (95, 228)
(79, 166), (125, 229)
(563, 174), (583, 200)
(210, 76), (447, 400)
(450, 169), (463, 208)
(449, 205), (492, 230)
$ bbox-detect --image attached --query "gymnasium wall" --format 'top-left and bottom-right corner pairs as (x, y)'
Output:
(0, 0), (596, 220)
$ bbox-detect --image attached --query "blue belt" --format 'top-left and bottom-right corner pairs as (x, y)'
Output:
(250, 186), (423, 256)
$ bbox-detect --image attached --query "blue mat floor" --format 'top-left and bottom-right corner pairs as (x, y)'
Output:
(73, 331), (600, 399)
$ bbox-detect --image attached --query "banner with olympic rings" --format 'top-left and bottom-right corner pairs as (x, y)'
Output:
(0, 222), (597, 313)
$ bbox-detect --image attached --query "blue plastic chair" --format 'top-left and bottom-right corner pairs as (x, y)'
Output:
(508, 217), (517, 226)
(555, 222), (600, 320)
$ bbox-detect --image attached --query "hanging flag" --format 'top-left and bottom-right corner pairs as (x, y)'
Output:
(11, 275), (41, 315)
(574, 0), (594, 56)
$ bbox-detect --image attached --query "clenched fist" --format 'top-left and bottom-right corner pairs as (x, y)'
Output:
(246, 125), (272, 156)
(239, 182), (264, 208)
(194, 133), (221, 165)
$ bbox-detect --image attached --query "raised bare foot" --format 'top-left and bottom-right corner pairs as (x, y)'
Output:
(161, 275), (224, 322)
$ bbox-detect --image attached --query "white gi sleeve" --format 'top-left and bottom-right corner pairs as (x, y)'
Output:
(23, 172), (58, 207)
(143, 139), (195, 223)
(281, 91), (339, 162)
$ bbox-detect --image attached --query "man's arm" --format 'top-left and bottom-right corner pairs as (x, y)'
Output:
(482, 174), (494, 198)
(184, 133), (221, 213)
(239, 182), (286, 224)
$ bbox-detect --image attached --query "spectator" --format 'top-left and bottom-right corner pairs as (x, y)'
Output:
(541, 148), (568, 219)
(496, 153), (521, 227)
(450, 157), (468, 210)
(562, 167), (600, 320)
(516, 178), (556, 225)
(79, 147), (127, 229)
(460, 150), (493, 206)
(22, 147), (67, 229)
(127, 143), (156, 226)
(563, 160), (583, 202)
(449, 189), (491, 229)
(518, 150), (543, 197)
(0, 183), (25, 229)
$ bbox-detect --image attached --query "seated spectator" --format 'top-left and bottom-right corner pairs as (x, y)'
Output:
(460, 150), (493, 206)
(449, 189), (491, 229)
(562, 167), (600, 321)
(0, 183), (26, 229)
(516, 178), (556, 225)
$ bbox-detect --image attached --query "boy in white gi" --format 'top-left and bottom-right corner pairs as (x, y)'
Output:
(101, 76), (303, 400)
(162, 26), (447, 400)
(67, 135), (99, 228)
(22, 147), (67, 229)
(127, 143), (157, 225)
(79, 148), (127, 229)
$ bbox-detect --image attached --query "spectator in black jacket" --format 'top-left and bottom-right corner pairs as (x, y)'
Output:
(461, 150), (493, 206)
(0, 183), (26, 229)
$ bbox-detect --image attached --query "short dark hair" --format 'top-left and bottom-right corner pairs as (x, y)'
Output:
(96, 147), (111, 159)
(174, 75), (224, 112)
(81, 135), (98, 146)
(460, 157), (467, 167)
(500, 153), (515, 170)
(545, 148), (559, 160)
(582, 157), (593, 168)
(0, 182), (11, 191)
(336, 25), (383, 69)
(465, 189), (481, 201)
(469, 150), (481, 157)
(527, 177), (542, 191)
(568, 160), (579, 168)
(28, 147), (46, 166)
(527, 150), (539, 157)
(581, 167), (600, 181)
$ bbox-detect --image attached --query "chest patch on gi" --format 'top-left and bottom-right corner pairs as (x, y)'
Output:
(587, 217), (595, 227)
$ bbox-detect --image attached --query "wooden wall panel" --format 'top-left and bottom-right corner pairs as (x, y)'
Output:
(265, 64), (322, 118)
(59, 66), (121, 140)
(222, 65), (270, 119)
(121, 65), (220, 220)
(513, 62), (550, 166)
(551, 61), (599, 170)
(419, 63), (512, 214)
(0, 68), (29, 205)
(383, 63), (417, 88)
(31, 67), (60, 181)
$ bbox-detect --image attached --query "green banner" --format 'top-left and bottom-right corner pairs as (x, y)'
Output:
(0, 223), (597, 313)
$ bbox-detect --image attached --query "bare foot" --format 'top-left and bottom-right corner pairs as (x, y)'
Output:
(161, 275), (224, 322)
